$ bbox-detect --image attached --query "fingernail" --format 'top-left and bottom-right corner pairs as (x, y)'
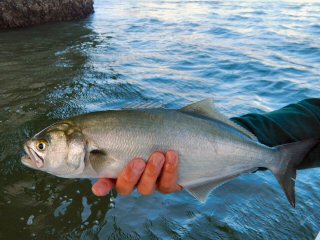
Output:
(152, 153), (165, 168)
(92, 186), (101, 196)
(166, 151), (177, 165)
(133, 160), (145, 173)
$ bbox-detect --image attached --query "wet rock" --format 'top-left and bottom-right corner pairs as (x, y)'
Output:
(0, 0), (94, 30)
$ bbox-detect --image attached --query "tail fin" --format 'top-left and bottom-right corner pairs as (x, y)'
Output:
(269, 138), (318, 207)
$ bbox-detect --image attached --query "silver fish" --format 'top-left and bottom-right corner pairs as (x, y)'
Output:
(21, 99), (318, 206)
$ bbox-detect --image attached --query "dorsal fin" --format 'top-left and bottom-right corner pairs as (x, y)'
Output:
(180, 98), (257, 140)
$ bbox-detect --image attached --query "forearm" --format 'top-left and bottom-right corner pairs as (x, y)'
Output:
(231, 98), (320, 170)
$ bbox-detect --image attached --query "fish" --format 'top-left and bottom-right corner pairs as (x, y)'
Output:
(21, 98), (318, 207)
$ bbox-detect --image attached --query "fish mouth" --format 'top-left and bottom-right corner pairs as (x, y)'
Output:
(21, 144), (44, 169)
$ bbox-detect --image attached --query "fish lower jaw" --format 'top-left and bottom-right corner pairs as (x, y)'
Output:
(21, 155), (38, 169)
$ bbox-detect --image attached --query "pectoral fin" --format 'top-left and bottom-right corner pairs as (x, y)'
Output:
(89, 149), (116, 174)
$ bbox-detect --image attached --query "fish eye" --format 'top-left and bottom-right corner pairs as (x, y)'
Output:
(36, 141), (47, 151)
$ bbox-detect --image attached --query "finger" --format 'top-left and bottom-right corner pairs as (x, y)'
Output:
(158, 150), (182, 194)
(137, 152), (165, 195)
(92, 178), (116, 196)
(116, 158), (146, 196)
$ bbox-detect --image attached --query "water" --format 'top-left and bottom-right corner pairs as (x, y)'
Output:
(0, 0), (320, 239)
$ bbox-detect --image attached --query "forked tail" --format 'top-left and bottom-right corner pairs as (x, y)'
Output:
(269, 138), (319, 207)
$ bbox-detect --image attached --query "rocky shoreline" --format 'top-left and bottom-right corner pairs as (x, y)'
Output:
(0, 0), (94, 29)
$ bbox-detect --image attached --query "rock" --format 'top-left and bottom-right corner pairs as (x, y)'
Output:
(0, 0), (94, 30)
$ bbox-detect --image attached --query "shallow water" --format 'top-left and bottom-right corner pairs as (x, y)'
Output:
(0, 0), (320, 239)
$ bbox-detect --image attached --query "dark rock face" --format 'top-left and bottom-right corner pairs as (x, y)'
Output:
(0, 0), (94, 29)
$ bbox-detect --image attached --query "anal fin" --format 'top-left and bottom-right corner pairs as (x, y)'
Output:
(185, 168), (258, 202)
(186, 175), (240, 202)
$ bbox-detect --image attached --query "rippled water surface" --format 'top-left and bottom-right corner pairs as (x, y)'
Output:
(0, 0), (320, 239)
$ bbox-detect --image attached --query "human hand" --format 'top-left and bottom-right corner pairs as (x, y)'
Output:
(91, 150), (182, 196)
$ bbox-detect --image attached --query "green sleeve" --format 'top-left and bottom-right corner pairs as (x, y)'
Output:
(231, 98), (320, 170)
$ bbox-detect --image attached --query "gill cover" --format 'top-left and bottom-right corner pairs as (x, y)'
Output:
(40, 121), (87, 177)
(66, 131), (86, 174)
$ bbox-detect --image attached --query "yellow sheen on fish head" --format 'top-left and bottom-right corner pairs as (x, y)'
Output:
(22, 121), (86, 177)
